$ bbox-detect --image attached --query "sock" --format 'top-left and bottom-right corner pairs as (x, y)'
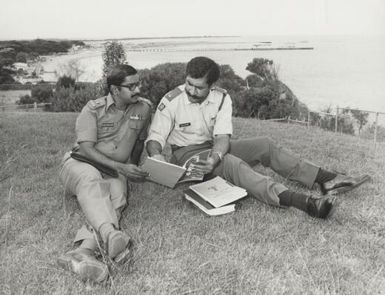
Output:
(99, 223), (115, 243)
(315, 168), (337, 184)
(278, 190), (309, 212)
(79, 238), (97, 252)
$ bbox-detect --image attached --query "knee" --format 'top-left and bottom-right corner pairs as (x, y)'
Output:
(222, 154), (245, 173)
(76, 176), (109, 201)
(257, 137), (276, 166)
(223, 154), (243, 166)
(259, 136), (274, 147)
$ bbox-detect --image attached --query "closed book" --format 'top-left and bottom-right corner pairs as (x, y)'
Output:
(184, 189), (235, 216)
(189, 176), (247, 208)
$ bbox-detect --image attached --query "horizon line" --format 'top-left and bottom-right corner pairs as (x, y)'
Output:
(1, 33), (385, 42)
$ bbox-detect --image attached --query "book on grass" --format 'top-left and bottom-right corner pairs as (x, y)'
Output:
(184, 189), (236, 216)
(189, 176), (248, 208)
(184, 176), (248, 216)
(141, 149), (211, 188)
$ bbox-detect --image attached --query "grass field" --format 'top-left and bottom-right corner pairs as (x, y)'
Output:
(0, 112), (384, 295)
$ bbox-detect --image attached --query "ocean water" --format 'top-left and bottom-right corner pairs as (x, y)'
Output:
(41, 35), (385, 113)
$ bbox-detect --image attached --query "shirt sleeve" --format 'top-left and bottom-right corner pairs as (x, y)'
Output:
(145, 98), (174, 149)
(75, 105), (98, 143)
(213, 94), (233, 136)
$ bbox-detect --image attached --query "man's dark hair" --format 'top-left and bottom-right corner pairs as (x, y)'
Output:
(186, 56), (220, 85)
(107, 64), (137, 93)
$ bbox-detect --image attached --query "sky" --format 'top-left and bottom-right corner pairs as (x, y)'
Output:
(0, 0), (385, 40)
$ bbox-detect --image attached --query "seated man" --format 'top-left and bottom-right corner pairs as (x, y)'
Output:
(146, 56), (370, 219)
(58, 64), (151, 283)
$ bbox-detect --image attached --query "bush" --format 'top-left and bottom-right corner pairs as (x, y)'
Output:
(245, 74), (264, 88)
(16, 94), (34, 105)
(139, 63), (186, 105)
(51, 83), (103, 112)
(56, 75), (76, 90)
(233, 86), (278, 118)
(217, 65), (245, 94)
(246, 58), (279, 81)
(31, 84), (54, 103)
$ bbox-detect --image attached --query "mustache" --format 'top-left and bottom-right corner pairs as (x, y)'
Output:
(186, 91), (203, 101)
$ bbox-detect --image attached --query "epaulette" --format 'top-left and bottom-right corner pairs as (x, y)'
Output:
(88, 97), (106, 109)
(164, 87), (183, 101)
(211, 86), (227, 95)
(137, 97), (153, 108)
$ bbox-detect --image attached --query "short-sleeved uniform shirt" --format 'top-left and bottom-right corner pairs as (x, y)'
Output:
(73, 94), (152, 163)
(146, 85), (233, 149)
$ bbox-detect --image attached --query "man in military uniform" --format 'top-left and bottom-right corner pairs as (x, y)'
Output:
(146, 56), (370, 219)
(58, 64), (152, 283)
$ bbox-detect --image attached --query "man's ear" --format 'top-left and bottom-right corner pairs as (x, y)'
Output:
(110, 85), (119, 96)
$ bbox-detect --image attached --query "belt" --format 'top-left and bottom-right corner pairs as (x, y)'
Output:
(70, 152), (119, 178)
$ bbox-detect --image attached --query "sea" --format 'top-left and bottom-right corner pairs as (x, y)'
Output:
(41, 35), (385, 114)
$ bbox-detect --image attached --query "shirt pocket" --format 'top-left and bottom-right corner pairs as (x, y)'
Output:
(128, 119), (143, 133)
(97, 122), (118, 138)
(175, 120), (198, 134)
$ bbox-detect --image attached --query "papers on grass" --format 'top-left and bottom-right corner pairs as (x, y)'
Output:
(184, 176), (248, 216)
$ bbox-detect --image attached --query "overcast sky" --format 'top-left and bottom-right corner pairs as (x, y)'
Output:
(1, 0), (385, 40)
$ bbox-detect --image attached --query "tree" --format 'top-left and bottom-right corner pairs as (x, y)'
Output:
(56, 75), (76, 89)
(246, 58), (279, 81)
(17, 94), (34, 104)
(344, 108), (369, 135)
(217, 65), (245, 94)
(0, 49), (16, 84)
(31, 84), (54, 103)
(56, 59), (85, 81)
(102, 41), (127, 77)
(245, 74), (264, 88)
(317, 107), (355, 135)
(16, 52), (28, 63)
(139, 63), (186, 105)
(0, 48), (17, 84)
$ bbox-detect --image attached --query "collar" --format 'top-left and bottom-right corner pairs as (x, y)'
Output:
(105, 93), (115, 110)
(182, 85), (216, 106)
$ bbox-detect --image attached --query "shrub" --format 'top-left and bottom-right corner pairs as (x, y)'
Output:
(31, 84), (54, 103)
(233, 86), (278, 118)
(217, 65), (245, 94)
(51, 83), (103, 112)
(17, 94), (34, 105)
(139, 63), (186, 105)
(56, 75), (76, 90)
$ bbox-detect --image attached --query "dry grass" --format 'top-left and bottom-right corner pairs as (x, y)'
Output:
(0, 113), (384, 295)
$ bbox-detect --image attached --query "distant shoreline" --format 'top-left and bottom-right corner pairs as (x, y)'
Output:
(127, 47), (314, 52)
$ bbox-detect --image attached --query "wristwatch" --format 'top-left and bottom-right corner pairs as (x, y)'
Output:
(212, 151), (223, 162)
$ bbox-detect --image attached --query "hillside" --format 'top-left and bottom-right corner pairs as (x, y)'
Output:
(0, 113), (384, 294)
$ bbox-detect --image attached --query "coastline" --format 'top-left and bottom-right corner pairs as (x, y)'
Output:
(38, 35), (385, 113)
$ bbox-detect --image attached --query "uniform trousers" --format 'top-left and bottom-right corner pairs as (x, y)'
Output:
(60, 153), (128, 244)
(174, 137), (320, 206)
